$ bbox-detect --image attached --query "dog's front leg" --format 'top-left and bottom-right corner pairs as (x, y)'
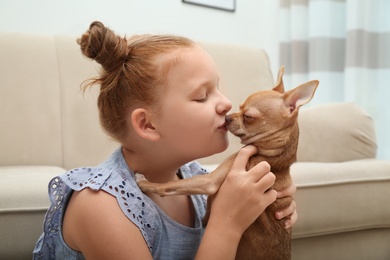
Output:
(136, 153), (237, 197)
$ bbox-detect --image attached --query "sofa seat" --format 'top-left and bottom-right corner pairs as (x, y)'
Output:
(0, 166), (66, 259)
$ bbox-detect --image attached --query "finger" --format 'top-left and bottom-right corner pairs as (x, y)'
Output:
(249, 162), (272, 182)
(284, 209), (298, 229)
(231, 145), (257, 171)
(261, 188), (278, 208)
(277, 183), (297, 199)
(253, 171), (275, 193)
(275, 200), (296, 220)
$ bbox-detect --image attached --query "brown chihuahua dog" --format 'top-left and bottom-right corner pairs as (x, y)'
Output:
(136, 67), (318, 259)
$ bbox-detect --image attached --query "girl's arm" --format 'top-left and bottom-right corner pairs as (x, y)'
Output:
(63, 188), (153, 260)
(196, 145), (278, 259)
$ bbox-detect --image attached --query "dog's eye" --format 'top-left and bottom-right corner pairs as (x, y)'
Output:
(243, 114), (254, 121)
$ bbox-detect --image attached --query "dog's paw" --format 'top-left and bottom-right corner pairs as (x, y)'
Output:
(135, 173), (147, 183)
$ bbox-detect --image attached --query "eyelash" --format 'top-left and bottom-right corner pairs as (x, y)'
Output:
(243, 114), (254, 122)
(195, 95), (208, 102)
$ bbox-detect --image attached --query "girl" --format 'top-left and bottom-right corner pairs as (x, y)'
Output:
(34, 21), (297, 259)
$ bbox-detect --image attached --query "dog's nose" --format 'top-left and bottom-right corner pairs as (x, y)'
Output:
(225, 115), (232, 124)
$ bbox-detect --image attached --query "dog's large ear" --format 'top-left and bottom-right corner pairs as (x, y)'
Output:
(273, 66), (285, 94)
(284, 80), (319, 117)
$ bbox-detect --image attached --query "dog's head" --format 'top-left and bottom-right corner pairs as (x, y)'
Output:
(226, 66), (318, 145)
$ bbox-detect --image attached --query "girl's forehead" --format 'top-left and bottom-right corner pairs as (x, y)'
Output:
(174, 46), (217, 72)
(163, 51), (218, 97)
(155, 46), (198, 75)
(167, 45), (205, 65)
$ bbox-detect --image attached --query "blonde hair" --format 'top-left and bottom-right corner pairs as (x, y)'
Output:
(78, 21), (195, 141)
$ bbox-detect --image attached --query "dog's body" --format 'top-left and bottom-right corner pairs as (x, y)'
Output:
(136, 67), (318, 259)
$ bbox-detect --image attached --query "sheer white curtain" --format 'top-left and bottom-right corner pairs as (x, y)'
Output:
(279, 0), (390, 159)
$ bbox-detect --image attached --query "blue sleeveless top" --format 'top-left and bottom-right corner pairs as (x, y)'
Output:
(33, 148), (208, 259)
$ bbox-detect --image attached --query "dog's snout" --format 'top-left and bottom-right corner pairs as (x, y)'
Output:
(225, 115), (232, 125)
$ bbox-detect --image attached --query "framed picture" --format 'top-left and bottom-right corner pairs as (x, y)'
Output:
(182, 0), (236, 12)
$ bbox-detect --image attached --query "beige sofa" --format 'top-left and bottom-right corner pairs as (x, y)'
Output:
(1, 31), (389, 260)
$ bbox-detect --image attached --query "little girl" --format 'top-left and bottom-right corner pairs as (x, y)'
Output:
(33, 21), (297, 259)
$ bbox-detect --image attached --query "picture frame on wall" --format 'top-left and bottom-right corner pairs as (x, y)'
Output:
(182, 0), (236, 12)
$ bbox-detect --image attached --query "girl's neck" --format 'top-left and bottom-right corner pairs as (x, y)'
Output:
(122, 146), (180, 183)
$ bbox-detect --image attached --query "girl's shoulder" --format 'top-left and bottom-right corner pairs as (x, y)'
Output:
(181, 160), (209, 178)
(58, 165), (156, 245)
(53, 153), (209, 253)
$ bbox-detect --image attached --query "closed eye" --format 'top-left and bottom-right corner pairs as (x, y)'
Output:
(194, 95), (208, 102)
(243, 114), (256, 124)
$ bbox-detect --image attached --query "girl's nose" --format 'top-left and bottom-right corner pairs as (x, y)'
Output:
(217, 93), (232, 115)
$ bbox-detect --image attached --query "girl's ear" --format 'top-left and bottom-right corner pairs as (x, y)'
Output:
(131, 108), (160, 141)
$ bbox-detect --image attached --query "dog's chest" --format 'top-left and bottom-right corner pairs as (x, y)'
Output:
(236, 208), (291, 259)
(238, 157), (293, 260)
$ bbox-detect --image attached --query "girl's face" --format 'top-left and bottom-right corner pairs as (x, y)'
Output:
(155, 46), (232, 162)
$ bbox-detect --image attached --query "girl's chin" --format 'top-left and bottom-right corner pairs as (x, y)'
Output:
(220, 140), (229, 152)
(190, 136), (229, 160)
(209, 139), (230, 155)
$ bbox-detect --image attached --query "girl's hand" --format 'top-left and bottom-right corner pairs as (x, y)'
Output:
(275, 184), (298, 229)
(208, 145), (278, 236)
(196, 145), (279, 259)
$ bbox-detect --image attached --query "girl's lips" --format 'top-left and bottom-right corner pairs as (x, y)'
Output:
(218, 122), (228, 131)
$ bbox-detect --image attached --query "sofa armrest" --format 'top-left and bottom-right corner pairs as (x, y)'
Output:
(291, 159), (390, 238)
(202, 160), (390, 239)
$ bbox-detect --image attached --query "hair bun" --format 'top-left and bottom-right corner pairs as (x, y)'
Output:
(78, 21), (128, 72)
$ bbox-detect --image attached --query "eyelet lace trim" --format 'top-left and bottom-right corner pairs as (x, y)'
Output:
(62, 167), (156, 250)
(34, 159), (209, 258)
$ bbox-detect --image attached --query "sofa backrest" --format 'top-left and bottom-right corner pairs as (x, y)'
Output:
(1, 32), (65, 167)
(0, 32), (118, 169)
(198, 42), (275, 164)
(0, 31), (377, 169)
(0, 31), (275, 169)
(297, 102), (377, 162)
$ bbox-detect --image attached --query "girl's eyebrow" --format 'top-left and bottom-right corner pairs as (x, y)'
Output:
(188, 84), (207, 97)
(187, 76), (220, 95)
(188, 80), (209, 91)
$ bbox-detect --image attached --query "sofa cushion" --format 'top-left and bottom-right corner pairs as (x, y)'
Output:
(297, 102), (377, 162)
(0, 32), (63, 167)
(0, 166), (66, 259)
(54, 35), (119, 169)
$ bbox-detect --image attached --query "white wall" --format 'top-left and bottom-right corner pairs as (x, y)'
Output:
(0, 0), (280, 75)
